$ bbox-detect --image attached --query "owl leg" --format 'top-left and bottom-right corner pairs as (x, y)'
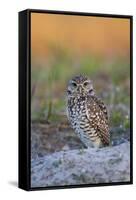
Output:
(93, 138), (103, 148)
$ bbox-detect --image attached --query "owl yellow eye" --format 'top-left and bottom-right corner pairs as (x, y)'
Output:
(84, 81), (89, 87)
(71, 82), (77, 87)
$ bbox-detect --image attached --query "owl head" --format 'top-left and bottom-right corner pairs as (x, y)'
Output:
(67, 75), (95, 97)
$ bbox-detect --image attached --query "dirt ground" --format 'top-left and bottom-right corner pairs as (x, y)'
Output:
(31, 120), (130, 159)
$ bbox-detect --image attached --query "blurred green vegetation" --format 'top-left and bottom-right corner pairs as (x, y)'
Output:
(31, 50), (130, 131)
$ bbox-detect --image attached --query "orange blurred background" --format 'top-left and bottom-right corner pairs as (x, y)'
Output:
(31, 12), (130, 123)
(31, 13), (130, 60)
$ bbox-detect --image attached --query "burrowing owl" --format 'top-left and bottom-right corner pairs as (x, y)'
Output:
(67, 75), (110, 148)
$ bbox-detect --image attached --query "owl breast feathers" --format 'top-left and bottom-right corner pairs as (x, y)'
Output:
(67, 75), (110, 148)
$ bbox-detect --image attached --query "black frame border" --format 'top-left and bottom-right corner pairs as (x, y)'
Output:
(19, 9), (133, 191)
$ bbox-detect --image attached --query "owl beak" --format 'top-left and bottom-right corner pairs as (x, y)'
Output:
(78, 86), (82, 93)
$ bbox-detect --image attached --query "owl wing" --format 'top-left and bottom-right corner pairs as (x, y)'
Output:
(92, 95), (109, 121)
(86, 95), (110, 145)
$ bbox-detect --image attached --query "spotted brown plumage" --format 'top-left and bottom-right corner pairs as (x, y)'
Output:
(67, 75), (110, 148)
